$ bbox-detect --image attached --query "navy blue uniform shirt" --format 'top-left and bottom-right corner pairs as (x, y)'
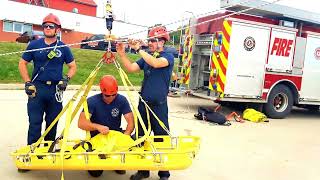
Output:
(22, 38), (74, 81)
(87, 93), (132, 137)
(136, 51), (174, 103)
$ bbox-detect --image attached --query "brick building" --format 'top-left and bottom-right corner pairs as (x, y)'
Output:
(0, 0), (147, 47)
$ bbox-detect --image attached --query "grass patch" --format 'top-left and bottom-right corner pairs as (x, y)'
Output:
(0, 42), (143, 86)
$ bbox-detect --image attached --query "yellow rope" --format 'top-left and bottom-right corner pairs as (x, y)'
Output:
(20, 56), (173, 177)
(32, 60), (103, 149)
(119, 66), (171, 136)
(82, 100), (91, 140)
(116, 64), (151, 146)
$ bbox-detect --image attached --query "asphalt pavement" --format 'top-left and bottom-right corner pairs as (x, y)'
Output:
(1, 90), (320, 180)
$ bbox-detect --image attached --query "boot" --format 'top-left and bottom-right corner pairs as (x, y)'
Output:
(130, 171), (150, 180)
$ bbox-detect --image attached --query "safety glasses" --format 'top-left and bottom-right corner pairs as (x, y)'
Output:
(103, 94), (116, 97)
(148, 38), (158, 43)
(42, 24), (56, 29)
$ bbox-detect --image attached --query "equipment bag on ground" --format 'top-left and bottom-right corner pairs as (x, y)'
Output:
(243, 108), (268, 122)
(194, 107), (228, 125)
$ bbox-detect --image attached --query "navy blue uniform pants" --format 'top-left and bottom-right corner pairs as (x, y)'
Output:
(27, 81), (62, 145)
(136, 100), (170, 178)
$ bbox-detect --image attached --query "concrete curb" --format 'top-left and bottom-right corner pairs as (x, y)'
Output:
(0, 84), (141, 91)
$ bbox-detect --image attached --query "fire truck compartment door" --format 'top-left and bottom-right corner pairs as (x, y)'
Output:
(224, 22), (270, 97)
(266, 28), (296, 72)
(300, 34), (320, 100)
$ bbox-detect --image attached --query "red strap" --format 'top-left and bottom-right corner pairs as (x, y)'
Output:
(214, 105), (222, 112)
(226, 112), (245, 123)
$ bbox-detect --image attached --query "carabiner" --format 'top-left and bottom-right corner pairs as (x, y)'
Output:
(102, 51), (115, 64)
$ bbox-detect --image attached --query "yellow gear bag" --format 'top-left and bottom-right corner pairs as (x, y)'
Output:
(243, 109), (268, 123)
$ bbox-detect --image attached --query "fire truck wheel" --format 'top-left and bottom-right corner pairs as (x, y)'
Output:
(88, 170), (103, 177)
(263, 84), (293, 119)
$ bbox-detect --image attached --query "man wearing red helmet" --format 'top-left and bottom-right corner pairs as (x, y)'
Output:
(78, 75), (134, 177)
(116, 26), (174, 180)
(18, 13), (76, 146)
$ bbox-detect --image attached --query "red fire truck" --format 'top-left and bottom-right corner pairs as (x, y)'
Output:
(180, 0), (320, 118)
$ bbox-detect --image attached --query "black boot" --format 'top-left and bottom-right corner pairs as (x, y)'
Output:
(18, 169), (30, 173)
(130, 171), (150, 180)
(159, 177), (169, 180)
(114, 170), (126, 174)
(88, 170), (103, 177)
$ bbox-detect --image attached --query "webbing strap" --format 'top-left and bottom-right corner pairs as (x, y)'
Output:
(82, 100), (91, 140)
(17, 52), (173, 180)
(118, 67), (149, 134)
(116, 64), (151, 146)
(115, 60), (171, 152)
(32, 60), (104, 150)
(58, 61), (101, 180)
(115, 59), (171, 136)
(60, 99), (73, 180)
(117, 66), (166, 154)
(25, 56), (172, 175)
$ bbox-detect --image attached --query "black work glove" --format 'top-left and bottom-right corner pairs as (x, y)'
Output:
(25, 81), (36, 98)
(57, 76), (70, 91)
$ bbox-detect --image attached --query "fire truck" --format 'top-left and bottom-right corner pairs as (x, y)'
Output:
(178, 0), (320, 118)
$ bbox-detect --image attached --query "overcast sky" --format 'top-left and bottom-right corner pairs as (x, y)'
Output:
(94, 0), (319, 30)
(94, 0), (218, 29)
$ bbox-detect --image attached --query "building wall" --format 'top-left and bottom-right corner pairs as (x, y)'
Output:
(1, 1), (147, 37)
(34, 24), (93, 47)
(0, 20), (20, 42)
(50, 0), (96, 16)
(61, 29), (92, 48)
(12, 0), (97, 16)
(0, 1), (148, 46)
(0, 20), (93, 48)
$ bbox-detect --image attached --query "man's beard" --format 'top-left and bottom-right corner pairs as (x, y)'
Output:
(45, 34), (56, 38)
(44, 31), (56, 38)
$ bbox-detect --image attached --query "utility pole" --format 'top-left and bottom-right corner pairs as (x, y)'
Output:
(172, 35), (175, 46)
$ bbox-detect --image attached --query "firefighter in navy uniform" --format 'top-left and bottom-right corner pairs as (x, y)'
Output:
(18, 13), (77, 145)
(78, 75), (134, 177)
(116, 26), (174, 180)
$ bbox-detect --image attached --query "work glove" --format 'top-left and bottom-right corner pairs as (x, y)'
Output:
(25, 81), (36, 98)
(57, 76), (70, 91)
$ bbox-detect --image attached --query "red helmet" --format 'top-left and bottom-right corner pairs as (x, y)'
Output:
(43, 13), (61, 28)
(148, 26), (170, 41)
(99, 75), (118, 95)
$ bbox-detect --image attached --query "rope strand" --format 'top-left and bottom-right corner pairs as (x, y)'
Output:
(0, 0), (281, 56)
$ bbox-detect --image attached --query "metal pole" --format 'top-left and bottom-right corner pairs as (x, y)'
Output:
(173, 35), (175, 46)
